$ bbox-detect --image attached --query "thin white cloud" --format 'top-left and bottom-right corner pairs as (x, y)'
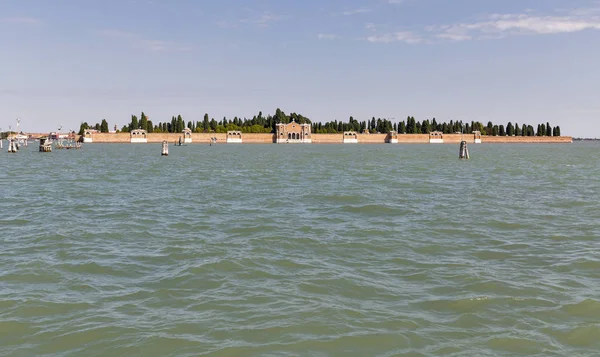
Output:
(97, 30), (192, 52)
(342, 8), (372, 16)
(366, 31), (423, 44)
(366, 7), (600, 44)
(0, 17), (40, 24)
(238, 10), (285, 28)
(435, 13), (600, 41)
(317, 33), (340, 40)
(255, 12), (281, 27)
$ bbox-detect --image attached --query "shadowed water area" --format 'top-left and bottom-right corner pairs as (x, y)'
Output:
(1, 142), (599, 356)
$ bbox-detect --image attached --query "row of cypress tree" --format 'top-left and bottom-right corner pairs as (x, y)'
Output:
(78, 109), (562, 137)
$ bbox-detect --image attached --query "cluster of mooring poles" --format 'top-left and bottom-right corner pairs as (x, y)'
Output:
(7, 138), (18, 153)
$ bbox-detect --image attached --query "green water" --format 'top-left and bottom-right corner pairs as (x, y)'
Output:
(1, 142), (599, 356)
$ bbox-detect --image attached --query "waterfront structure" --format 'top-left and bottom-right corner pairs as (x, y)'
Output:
(343, 131), (358, 144)
(183, 128), (192, 144)
(276, 120), (312, 143)
(473, 131), (482, 144)
(83, 129), (96, 143)
(430, 131), (444, 144)
(130, 129), (147, 143)
(39, 137), (52, 152)
(387, 131), (398, 144)
(227, 131), (242, 143)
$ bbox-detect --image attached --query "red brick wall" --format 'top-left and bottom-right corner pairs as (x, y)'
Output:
(86, 132), (572, 144)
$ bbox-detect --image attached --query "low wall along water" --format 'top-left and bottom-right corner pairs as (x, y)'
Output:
(83, 132), (573, 144)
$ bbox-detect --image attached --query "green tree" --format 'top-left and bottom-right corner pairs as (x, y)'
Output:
(506, 122), (514, 136)
(147, 120), (154, 133)
(78, 122), (89, 135)
(492, 125), (499, 136)
(398, 121), (406, 134)
(130, 115), (139, 131)
(203, 113), (210, 131)
(546, 122), (552, 136)
(421, 119), (431, 134)
(100, 119), (109, 133)
(555, 126), (561, 136)
(139, 112), (148, 131)
(176, 115), (184, 132)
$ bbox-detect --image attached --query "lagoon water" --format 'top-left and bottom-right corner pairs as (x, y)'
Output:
(1, 142), (599, 356)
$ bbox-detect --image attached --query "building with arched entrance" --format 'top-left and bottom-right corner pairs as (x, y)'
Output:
(83, 129), (97, 143)
(343, 131), (358, 143)
(183, 128), (192, 144)
(275, 120), (312, 143)
(227, 131), (243, 143)
(130, 129), (147, 143)
(429, 131), (444, 144)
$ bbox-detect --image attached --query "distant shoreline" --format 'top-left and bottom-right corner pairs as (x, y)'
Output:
(69, 132), (573, 144)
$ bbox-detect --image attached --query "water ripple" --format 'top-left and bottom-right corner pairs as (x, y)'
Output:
(1, 143), (599, 356)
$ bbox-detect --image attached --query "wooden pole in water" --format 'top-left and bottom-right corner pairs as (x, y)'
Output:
(161, 141), (169, 156)
(459, 140), (469, 160)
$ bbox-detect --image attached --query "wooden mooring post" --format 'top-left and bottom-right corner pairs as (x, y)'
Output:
(161, 141), (169, 156)
(459, 140), (470, 160)
(7, 139), (18, 153)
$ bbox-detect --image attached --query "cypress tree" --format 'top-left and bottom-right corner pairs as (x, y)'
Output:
(139, 112), (148, 131)
(546, 122), (552, 136)
(203, 113), (210, 131)
(100, 119), (109, 133)
(130, 115), (139, 131)
(506, 122), (513, 136)
(399, 121), (406, 134)
(492, 125), (499, 136)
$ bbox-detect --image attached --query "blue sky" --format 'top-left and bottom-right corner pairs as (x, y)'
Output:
(1, 0), (599, 137)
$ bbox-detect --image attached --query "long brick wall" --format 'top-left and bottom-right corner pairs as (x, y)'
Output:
(482, 135), (573, 143)
(81, 132), (572, 144)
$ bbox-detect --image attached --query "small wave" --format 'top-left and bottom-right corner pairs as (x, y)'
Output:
(546, 324), (600, 348)
(487, 337), (544, 354)
(560, 299), (600, 319)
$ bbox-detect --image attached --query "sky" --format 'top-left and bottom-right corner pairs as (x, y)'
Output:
(1, 0), (599, 137)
